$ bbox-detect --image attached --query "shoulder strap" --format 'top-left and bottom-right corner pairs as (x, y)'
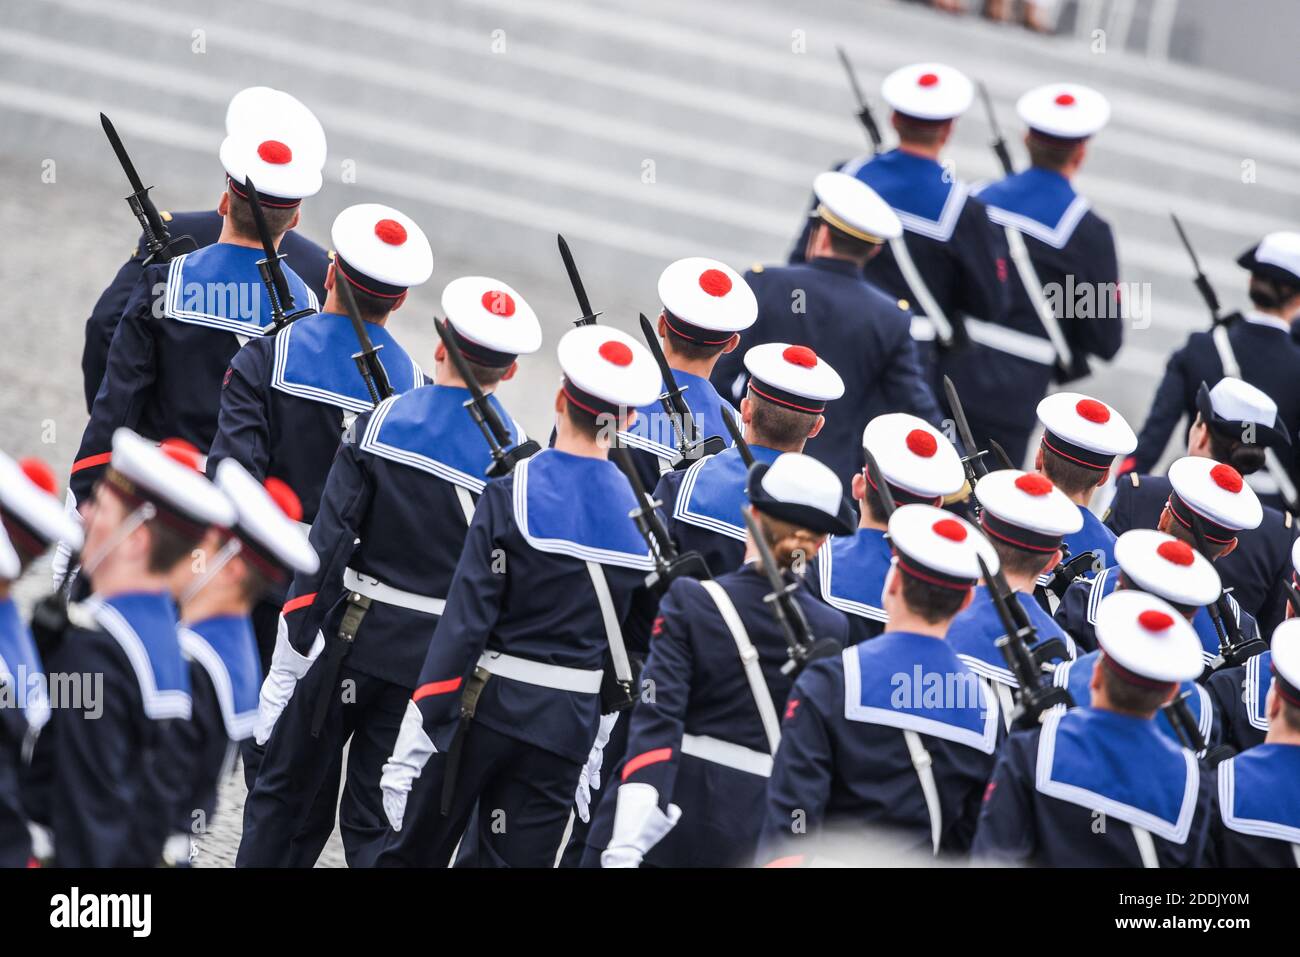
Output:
(889, 235), (953, 345)
(454, 485), (476, 525)
(902, 729), (942, 855)
(1208, 329), (1297, 504)
(584, 561), (631, 685)
(1002, 225), (1073, 369)
(699, 579), (782, 755)
(1131, 825), (1160, 868)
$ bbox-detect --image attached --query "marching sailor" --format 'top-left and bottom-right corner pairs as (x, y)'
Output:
(786, 64), (1009, 396)
(375, 325), (660, 867)
(590, 453), (852, 867)
(756, 505), (1003, 865)
(1130, 232), (1300, 509)
(240, 277), (539, 868)
(207, 202), (431, 667)
(25, 430), (234, 867)
(80, 87), (331, 413)
(70, 97), (326, 507)
(619, 257), (755, 491)
(807, 412), (965, 644)
(658, 342), (843, 575)
(1034, 391), (1136, 577)
(713, 171), (942, 490)
(1205, 622), (1300, 867)
(1108, 379), (1297, 634)
(972, 590), (1216, 867)
(946, 469), (1081, 726)
(1052, 530), (1236, 752)
(168, 460), (316, 866)
(0, 454), (83, 867)
(962, 84), (1123, 466)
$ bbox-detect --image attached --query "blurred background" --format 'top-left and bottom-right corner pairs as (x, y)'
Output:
(1, 0), (1296, 864)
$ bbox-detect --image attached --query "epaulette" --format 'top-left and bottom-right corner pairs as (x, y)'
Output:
(897, 299), (910, 311)
(750, 262), (763, 274)
(160, 210), (173, 223)
(1128, 473), (1140, 488)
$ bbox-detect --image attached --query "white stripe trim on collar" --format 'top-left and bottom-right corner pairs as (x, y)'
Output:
(985, 195), (1091, 250)
(1218, 757), (1300, 845)
(180, 628), (257, 741)
(88, 598), (190, 721)
(1245, 653), (1270, 732)
(358, 395), (511, 495)
(817, 545), (888, 622)
(672, 454), (746, 541)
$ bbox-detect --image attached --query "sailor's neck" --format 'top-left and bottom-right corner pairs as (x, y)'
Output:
(896, 142), (944, 163)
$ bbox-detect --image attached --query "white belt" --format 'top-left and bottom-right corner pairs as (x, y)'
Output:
(343, 567), (446, 616)
(27, 822), (53, 862)
(476, 650), (603, 694)
(909, 315), (937, 342)
(162, 833), (192, 866)
(680, 733), (773, 777)
(963, 317), (1058, 365)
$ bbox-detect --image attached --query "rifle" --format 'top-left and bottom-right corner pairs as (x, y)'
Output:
(435, 318), (540, 478)
(861, 445), (897, 519)
(556, 234), (601, 326)
(719, 407), (755, 468)
(335, 270), (394, 406)
(637, 313), (727, 467)
(742, 505), (841, 675)
(835, 46), (884, 154)
(977, 554), (1074, 730)
(1170, 213), (1223, 325)
(1163, 688), (1234, 766)
(100, 113), (197, 266)
(610, 444), (711, 595)
(976, 81), (1015, 177)
(1186, 509), (1266, 669)
(244, 176), (315, 332)
(942, 375), (991, 508)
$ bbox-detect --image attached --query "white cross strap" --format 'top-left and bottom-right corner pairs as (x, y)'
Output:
(700, 580), (782, 755)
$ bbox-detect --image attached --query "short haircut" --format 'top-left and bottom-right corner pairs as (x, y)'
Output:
(1197, 413), (1268, 476)
(894, 115), (951, 147)
(1040, 443), (1104, 497)
(225, 189), (297, 245)
(747, 387), (817, 449)
(564, 399), (623, 439)
(663, 315), (730, 364)
(989, 535), (1057, 580)
(1279, 695), (1300, 734)
(145, 519), (201, 575)
(1027, 135), (1082, 173)
(237, 560), (276, 604)
(338, 278), (399, 325)
(899, 572), (969, 625)
(465, 356), (510, 389)
(1100, 660), (1174, 715)
(862, 481), (889, 524)
(1162, 515), (1231, 561)
(823, 222), (876, 261)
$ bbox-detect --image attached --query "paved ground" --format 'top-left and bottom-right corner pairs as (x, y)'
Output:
(1, 0), (1297, 867)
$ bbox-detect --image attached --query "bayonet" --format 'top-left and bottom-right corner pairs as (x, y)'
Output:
(719, 407), (755, 468)
(861, 445), (896, 519)
(335, 272), (393, 405)
(557, 234), (601, 326)
(638, 313), (727, 467)
(244, 175), (314, 332)
(977, 81), (1015, 177)
(1171, 212), (1223, 324)
(835, 46), (883, 154)
(610, 443), (710, 595)
(99, 112), (197, 266)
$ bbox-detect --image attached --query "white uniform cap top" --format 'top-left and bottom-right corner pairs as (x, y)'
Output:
(1094, 590), (1204, 685)
(1208, 377), (1278, 429)
(331, 203), (434, 292)
(656, 258), (757, 338)
(861, 413), (964, 500)
(220, 95), (325, 203)
(0, 451), (83, 553)
(1166, 456), (1263, 536)
(109, 430), (236, 529)
(213, 459), (318, 576)
(1113, 529), (1222, 609)
(1036, 392), (1136, 466)
(1269, 620), (1300, 704)
(880, 62), (974, 121)
(812, 172), (902, 244)
(557, 325), (662, 412)
(1253, 232), (1300, 284)
(440, 276), (543, 361)
(887, 503), (1000, 587)
(224, 87), (327, 168)
(974, 469), (1084, 539)
(1016, 83), (1110, 140)
(743, 343), (845, 412)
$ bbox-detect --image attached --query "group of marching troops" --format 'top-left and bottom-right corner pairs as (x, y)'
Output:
(1, 56), (1299, 869)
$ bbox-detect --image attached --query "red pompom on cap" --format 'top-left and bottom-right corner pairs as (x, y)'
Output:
(933, 518), (967, 542)
(782, 345), (818, 369)
(599, 341), (633, 367)
(1138, 609), (1175, 633)
(1054, 93), (1076, 107)
(698, 269), (733, 297)
(1014, 473), (1053, 496)
(917, 72), (940, 87)
(263, 477), (303, 523)
(257, 140), (293, 165)
(374, 219), (408, 246)
(1075, 398), (1111, 424)
(160, 438), (201, 471)
(19, 458), (57, 496)
(1210, 463), (1243, 493)
(906, 429), (937, 458)
(1156, 540), (1195, 567)
(481, 290), (516, 317)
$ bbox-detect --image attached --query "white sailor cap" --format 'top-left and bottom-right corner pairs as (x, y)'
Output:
(656, 258), (757, 345)
(104, 431), (236, 536)
(1238, 231), (1300, 287)
(1270, 619), (1300, 708)
(440, 276), (542, 367)
(220, 93), (325, 207)
(212, 459), (318, 585)
(1113, 529), (1221, 610)
(1016, 83), (1110, 141)
(1165, 455), (1263, 544)
(1095, 590), (1204, 686)
(743, 343), (845, 415)
(861, 413), (963, 504)
(331, 203), (434, 301)
(557, 325), (661, 417)
(0, 452), (83, 571)
(747, 453), (855, 536)
(974, 469), (1083, 554)
(224, 87), (327, 168)
(880, 62), (974, 121)
(887, 504), (999, 591)
(1196, 377), (1289, 448)
(1037, 392), (1136, 470)
(811, 172), (902, 245)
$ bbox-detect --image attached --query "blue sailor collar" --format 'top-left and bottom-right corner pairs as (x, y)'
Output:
(842, 149), (969, 242)
(1062, 507), (1115, 576)
(619, 370), (740, 463)
(360, 386), (524, 494)
(1244, 651), (1272, 732)
(271, 311), (423, 414)
(950, 586), (1076, 686)
(164, 243), (318, 338)
(0, 597), (48, 731)
(513, 449), (654, 570)
(842, 632), (998, 752)
(673, 443), (783, 541)
(1086, 565), (1235, 669)
(1217, 744), (1300, 845)
(817, 527), (891, 622)
(180, 615), (261, 741)
(974, 168), (1090, 250)
(1036, 707), (1200, 844)
(1054, 649), (1213, 748)
(81, 591), (190, 721)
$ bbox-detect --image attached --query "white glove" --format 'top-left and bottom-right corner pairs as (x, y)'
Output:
(575, 712), (619, 823)
(600, 781), (681, 868)
(253, 619), (323, 746)
(380, 700), (437, 832)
